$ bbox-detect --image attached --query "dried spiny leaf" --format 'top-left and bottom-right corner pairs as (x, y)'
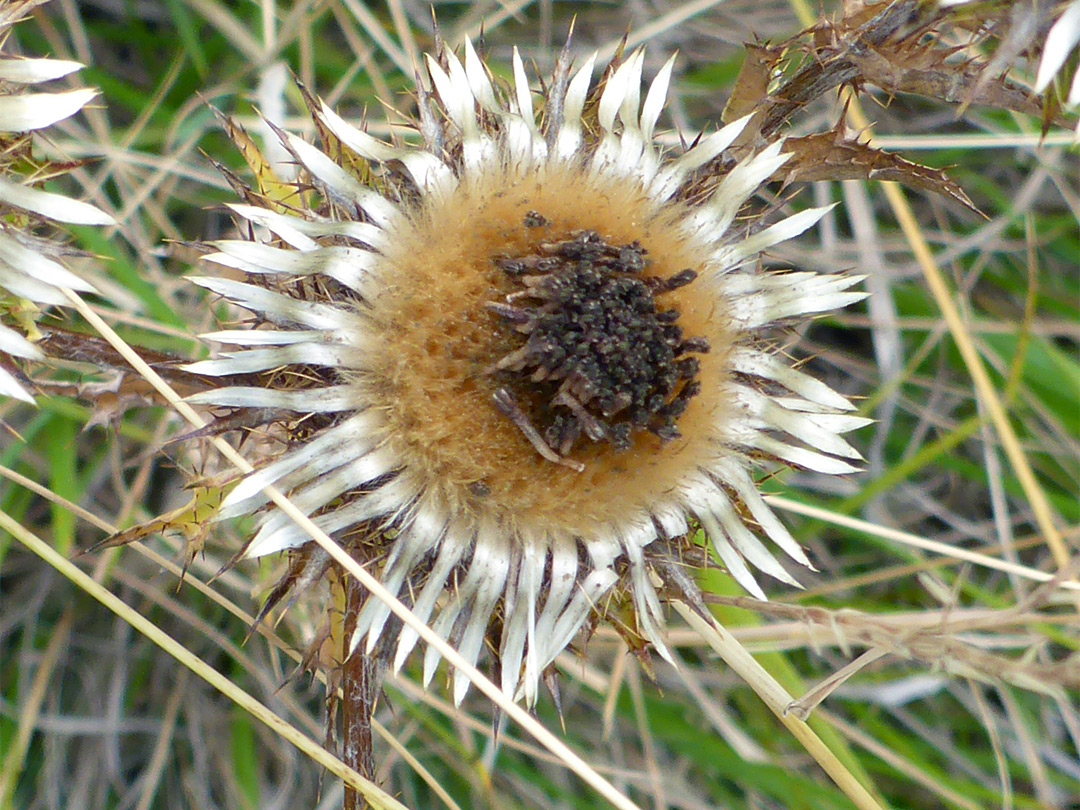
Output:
(845, 31), (1049, 120)
(247, 546), (331, 642)
(212, 107), (301, 210)
(781, 128), (982, 214)
(755, 0), (931, 136)
(296, 82), (376, 190)
(37, 326), (222, 395)
(955, 0), (1051, 115)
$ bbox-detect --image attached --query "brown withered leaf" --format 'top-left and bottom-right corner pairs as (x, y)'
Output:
(165, 407), (293, 445)
(781, 129), (981, 215)
(16, 371), (159, 430)
(722, 42), (780, 125)
(38, 326), (223, 392)
(30, 325), (244, 427)
(246, 546), (331, 642)
(757, 0), (930, 136)
(955, 1), (1051, 116)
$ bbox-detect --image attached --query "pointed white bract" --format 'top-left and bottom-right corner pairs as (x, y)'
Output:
(1036, 0), (1080, 116)
(194, 42), (867, 705)
(0, 11), (114, 402)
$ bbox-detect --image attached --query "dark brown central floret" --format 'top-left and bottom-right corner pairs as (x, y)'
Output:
(487, 213), (709, 469)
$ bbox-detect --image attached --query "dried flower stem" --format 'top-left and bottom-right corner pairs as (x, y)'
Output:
(343, 572), (378, 810)
(768, 496), (1080, 592)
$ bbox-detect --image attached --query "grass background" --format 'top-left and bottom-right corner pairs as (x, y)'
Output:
(1, 1), (1078, 809)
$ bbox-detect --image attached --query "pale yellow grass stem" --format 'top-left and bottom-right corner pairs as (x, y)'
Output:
(0, 511), (408, 810)
(674, 603), (885, 810)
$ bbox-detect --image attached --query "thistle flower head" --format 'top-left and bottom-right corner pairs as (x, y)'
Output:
(0, 0), (113, 402)
(188, 39), (869, 705)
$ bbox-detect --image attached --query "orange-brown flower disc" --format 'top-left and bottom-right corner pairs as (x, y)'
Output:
(360, 165), (734, 537)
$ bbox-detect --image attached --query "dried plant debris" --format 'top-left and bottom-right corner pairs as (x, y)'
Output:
(721, 0), (1077, 213)
(945, 0), (1080, 121)
(26, 325), (229, 427)
(6, 3), (1076, 809)
(733, 0), (1076, 134)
